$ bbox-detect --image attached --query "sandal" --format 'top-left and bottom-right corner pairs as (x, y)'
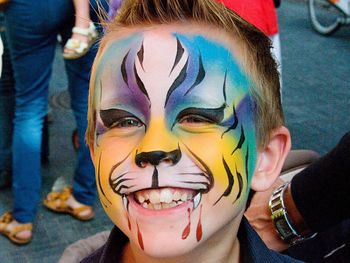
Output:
(43, 187), (94, 221)
(0, 212), (33, 245)
(63, 22), (98, 60)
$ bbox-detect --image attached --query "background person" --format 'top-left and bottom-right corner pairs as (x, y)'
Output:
(246, 131), (350, 261)
(0, 0), (107, 245)
(63, 0), (98, 60)
(0, 12), (14, 190)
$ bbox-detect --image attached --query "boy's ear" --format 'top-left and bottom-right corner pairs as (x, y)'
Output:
(251, 126), (291, 192)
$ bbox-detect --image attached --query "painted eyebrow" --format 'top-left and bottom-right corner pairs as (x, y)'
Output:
(100, 109), (138, 128)
(137, 42), (144, 70)
(170, 38), (185, 74)
(165, 53), (206, 107)
(121, 48), (149, 100)
(165, 57), (188, 106)
(175, 104), (226, 124)
(184, 54), (205, 96)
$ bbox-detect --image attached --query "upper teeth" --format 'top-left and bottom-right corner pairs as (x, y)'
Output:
(134, 188), (198, 210)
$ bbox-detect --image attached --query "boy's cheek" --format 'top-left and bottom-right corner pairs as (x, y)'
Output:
(92, 138), (133, 209)
(93, 146), (131, 234)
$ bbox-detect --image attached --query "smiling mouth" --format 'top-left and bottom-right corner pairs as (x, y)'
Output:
(123, 188), (202, 211)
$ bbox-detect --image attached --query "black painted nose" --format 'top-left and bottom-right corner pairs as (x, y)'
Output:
(135, 150), (181, 167)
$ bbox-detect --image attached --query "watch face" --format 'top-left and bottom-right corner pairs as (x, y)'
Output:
(276, 218), (293, 240)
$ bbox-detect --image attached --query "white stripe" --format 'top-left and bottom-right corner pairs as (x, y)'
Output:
(323, 244), (346, 258)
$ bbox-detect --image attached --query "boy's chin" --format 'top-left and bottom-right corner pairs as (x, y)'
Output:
(106, 191), (246, 259)
(117, 209), (244, 260)
(130, 233), (203, 259)
(120, 212), (205, 257)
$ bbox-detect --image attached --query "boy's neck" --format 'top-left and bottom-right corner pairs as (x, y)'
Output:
(121, 216), (242, 263)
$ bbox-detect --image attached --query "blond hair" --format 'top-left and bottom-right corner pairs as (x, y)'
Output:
(87, 0), (283, 148)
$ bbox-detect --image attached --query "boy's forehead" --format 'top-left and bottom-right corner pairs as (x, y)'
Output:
(94, 23), (251, 112)
(101, 23), (242, 65)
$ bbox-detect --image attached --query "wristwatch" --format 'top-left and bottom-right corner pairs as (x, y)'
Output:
(269, 182), (316, 245)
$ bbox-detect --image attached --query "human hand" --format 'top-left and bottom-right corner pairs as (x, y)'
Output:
(245, 178), (289, 252)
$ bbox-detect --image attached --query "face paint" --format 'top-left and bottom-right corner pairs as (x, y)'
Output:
(92, 27), (257, 257)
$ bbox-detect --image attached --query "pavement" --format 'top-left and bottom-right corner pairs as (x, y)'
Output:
(281, 0), (350, 154)
(0, 1), (349, 262)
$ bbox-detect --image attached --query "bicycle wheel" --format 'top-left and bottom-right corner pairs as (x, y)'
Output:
(308, 0), (344, 35)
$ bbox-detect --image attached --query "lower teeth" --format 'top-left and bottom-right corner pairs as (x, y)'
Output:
(141, 200), (184, 210)
(128, 192), (202, 210)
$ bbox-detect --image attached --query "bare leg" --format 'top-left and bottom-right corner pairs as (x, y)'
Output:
(73, 0), (91, 29)
(64, 0), (93, 56)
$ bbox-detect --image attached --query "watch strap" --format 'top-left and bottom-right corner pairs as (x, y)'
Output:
(269, 182), (316, 245)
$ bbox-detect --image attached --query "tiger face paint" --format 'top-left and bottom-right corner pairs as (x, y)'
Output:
(92, 26), (257, 257)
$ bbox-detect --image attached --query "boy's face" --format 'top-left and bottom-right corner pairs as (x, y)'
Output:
(92, 25), (257, 257)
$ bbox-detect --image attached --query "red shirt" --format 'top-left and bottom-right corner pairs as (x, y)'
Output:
(218, 0), (279, 36)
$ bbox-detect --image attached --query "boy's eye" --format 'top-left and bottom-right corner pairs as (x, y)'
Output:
(175, 106), (225, 127)
(99, 109), (144, 130)
(178, 115), (214, 125)
(114, 118), (143, 128)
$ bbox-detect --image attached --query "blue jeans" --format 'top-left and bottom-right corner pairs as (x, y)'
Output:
(0, 14), (49, 186)
(4, 0), (107, 223)
(0, 15), (15, 175)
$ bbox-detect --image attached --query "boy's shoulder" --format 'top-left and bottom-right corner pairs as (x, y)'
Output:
(80, 226), (126, 263)
(81, 217), (304, 263)
(238, 217), (304, 262)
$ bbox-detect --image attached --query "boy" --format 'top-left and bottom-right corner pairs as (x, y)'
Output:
(84, 0), (299, 262)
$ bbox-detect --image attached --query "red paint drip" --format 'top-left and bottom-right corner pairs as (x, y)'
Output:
(182, 208), (191, 240)
(196, 205), (203, 242)
(137, 222), (144, 250)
